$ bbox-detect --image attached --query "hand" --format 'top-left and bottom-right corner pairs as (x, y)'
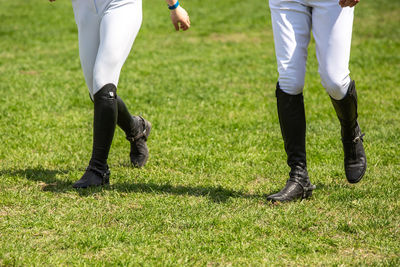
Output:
(339, 0), (360, 7)
(170, 6), (190, 31)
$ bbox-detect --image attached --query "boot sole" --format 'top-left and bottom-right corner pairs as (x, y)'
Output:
(73, 181), (110, 189)
(137, 119), (151, 167)
(267, 184), (316, 203)
(73, 183), (109, 189)
(143, 119), (151, 140)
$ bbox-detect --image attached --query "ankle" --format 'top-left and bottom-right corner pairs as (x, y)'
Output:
(341, 122), (360, 141)
(289, 164), (310, 184)
(89, 159), (108, 171)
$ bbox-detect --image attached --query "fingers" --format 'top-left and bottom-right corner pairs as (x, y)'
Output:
(179, 18), (190, 31)
(173, 21), (179, 31)
(182, 15), (191, 30)
(170, 7), (190, 31)
(172, 17), (190, 31)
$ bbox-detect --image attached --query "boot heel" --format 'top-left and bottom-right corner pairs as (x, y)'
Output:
(303, 184), (316, 199)
(142, 117), (151, 141)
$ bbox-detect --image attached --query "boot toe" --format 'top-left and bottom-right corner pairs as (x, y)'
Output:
(73, 166), (110, 188)
(267, 193), (290, 202)
(72, 180), (87, 188)
(267, 180), (314, 203)
(131, 154), (149, 168)
(345, 160), (367, 184)
(130, 142), (149, 168)
(341, 125), (367, 184)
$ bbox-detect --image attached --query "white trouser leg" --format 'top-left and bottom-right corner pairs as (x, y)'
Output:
(72, 0), (142, 96)
(72, 0), (101, 95)
(311, 1), (354, 100)
(93, 0), (142, 95)
(269, 0), (312, 95)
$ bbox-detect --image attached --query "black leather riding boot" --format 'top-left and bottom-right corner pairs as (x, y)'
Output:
(267, 84), (316, 202)
(116, 95), (136, 137)
(116, 96), (151, 168)
(330, 80), (366, 183)
(73, 84), (117, 188)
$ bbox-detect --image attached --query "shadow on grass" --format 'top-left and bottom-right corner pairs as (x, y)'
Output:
(0, 167), (263, 203)
(109, 182), (263, 203)
(73, 182), (264, 203)
(0, 167), (72, 192)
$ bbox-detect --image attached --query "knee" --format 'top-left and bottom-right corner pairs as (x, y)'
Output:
(93, 67), (117, 96)
(278, 77), (304, 95)
(93, 59), (121, 95)
(278, 73), (304, 95)
(93, 83), (117, 102)
(321, 74), (349, 100)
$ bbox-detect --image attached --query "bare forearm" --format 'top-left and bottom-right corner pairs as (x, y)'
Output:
(165, 0), (177, 6)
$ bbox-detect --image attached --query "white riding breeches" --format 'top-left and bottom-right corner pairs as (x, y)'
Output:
(72, 0), (142, 96)
(269, 0), (354, 100)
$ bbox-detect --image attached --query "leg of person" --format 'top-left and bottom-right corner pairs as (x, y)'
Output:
(71, 0), (101, 96)
(95, 0), (151, 168)
(73, 0), (143, 188)
(267, 0), (316, 202)
(116, 97), (151, 167)
(71, 0), (112, 188)
(74, 83), (117, 188)
(312, 1), (366, 183)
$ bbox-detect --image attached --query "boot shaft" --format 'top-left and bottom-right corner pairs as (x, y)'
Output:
(331, 80), (358, 138)
(90, 83), (118, 168)
(276, 83), (307, 168)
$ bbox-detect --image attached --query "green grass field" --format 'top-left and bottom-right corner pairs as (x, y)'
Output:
(1, 0), (399, 265)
